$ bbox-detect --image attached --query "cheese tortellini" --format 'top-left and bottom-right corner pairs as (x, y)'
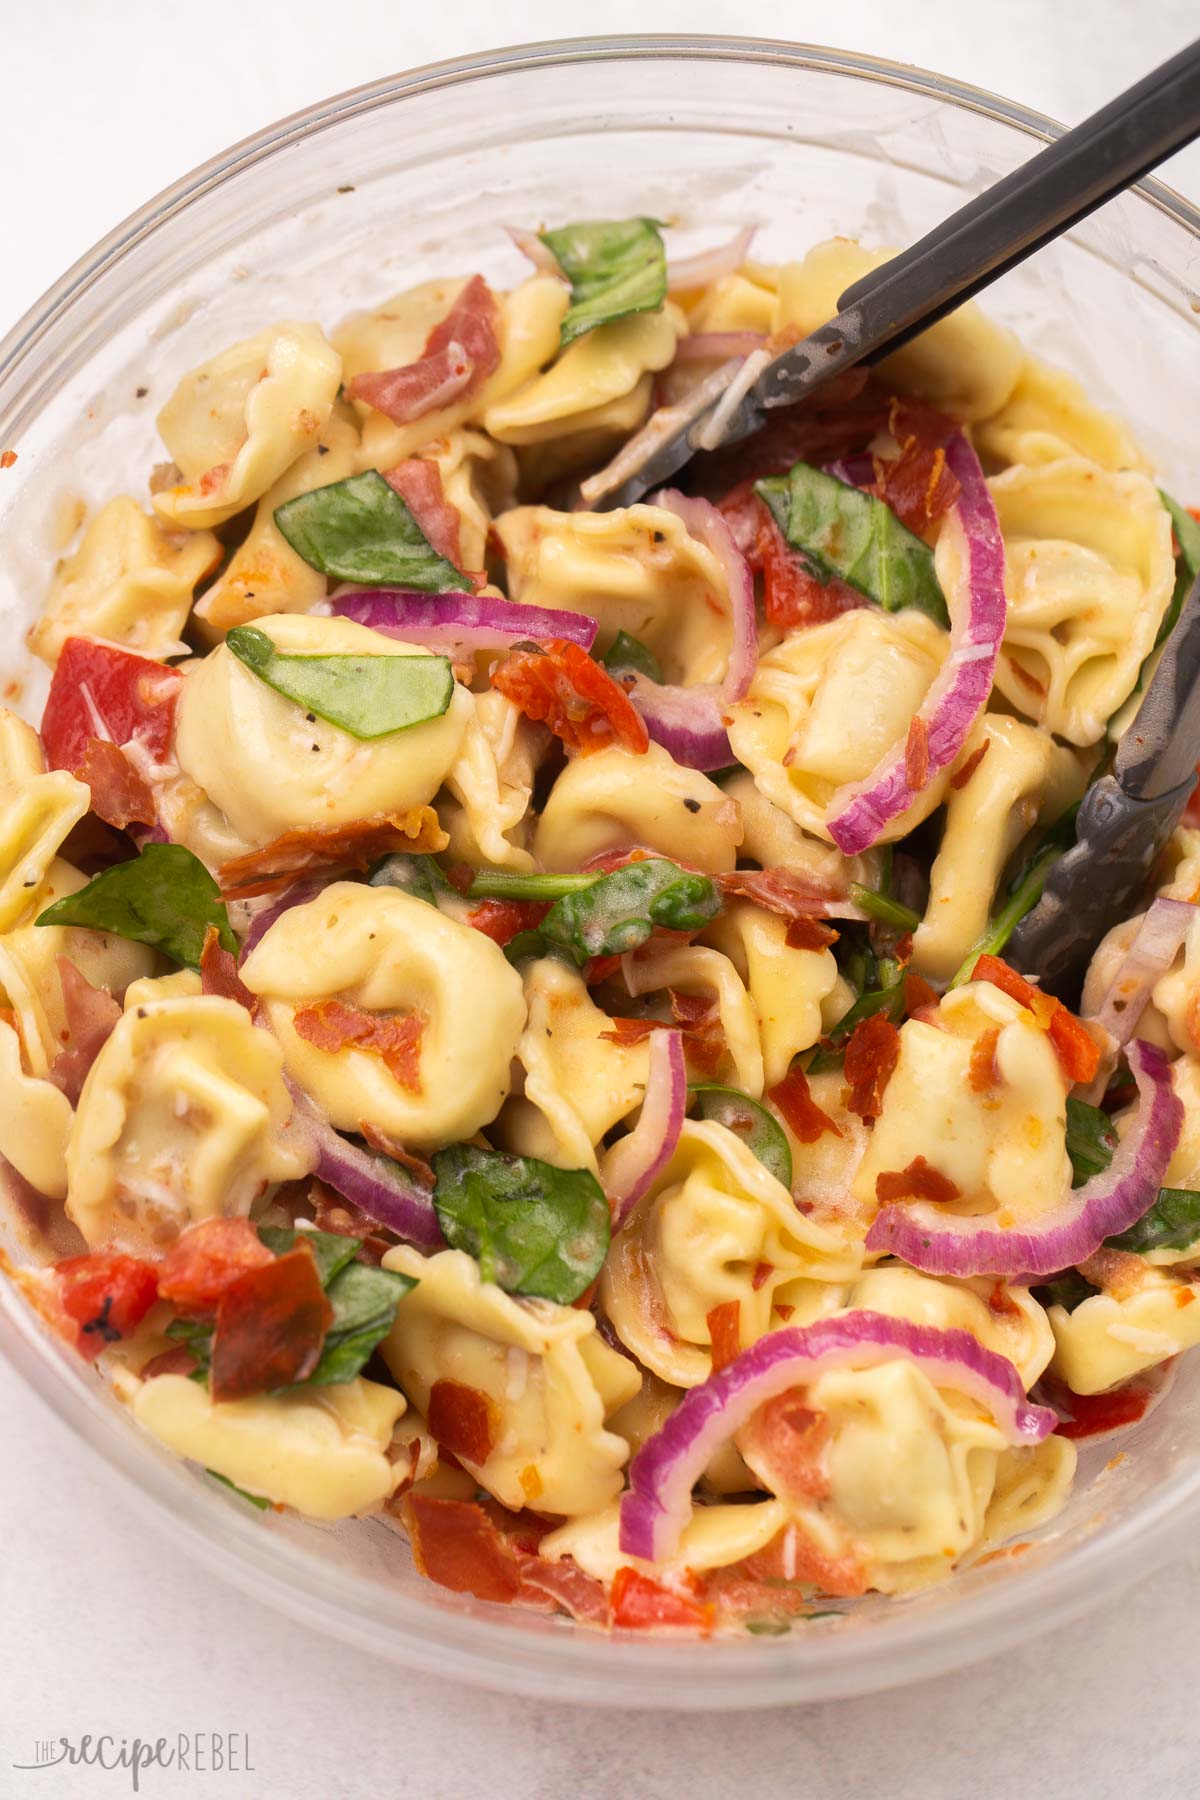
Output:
(240, 882), (526, 1150)
(534, 741), (741, 873)
(173, 612), (471, 854)
(66, 994), (312, 1252)
(380, 1247), (639, 1515)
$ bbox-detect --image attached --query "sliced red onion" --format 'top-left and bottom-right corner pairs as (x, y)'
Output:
(673, 331), (766, 363)
(1091, 896), (1195, 1048)
(600, 1031), (686, 1229)
(286, 1085), (443, 1250)
(619, 490), (757, 771)
(330, 588), (598, 654)
(240, 877), (329, 957)
(619, 1311), (1055, 1562)
(504, 225), (566, 277)
(866, 1037), (1183, 1280)
(667, 225), (757, 292)
(578, 360), (743, 509)
(826, 433), (1006, 855)
(823, 453), (876, 487)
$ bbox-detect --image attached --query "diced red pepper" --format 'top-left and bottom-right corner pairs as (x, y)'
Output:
(971, 954), (1101, 1084)
(491, 640), (649, 757)
(156, 1217), (275, 1311)
(209, 1246), (332, 1401)
(1048, 1378), (1154, 1441)
(53, 1250), (160, 1360)
(41, 638), (181, 776)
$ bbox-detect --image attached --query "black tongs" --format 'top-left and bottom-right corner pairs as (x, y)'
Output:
(585, 37), (1200, 510)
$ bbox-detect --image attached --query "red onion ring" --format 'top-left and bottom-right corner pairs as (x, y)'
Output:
(672, 331), (767, 363)
(330, 588), (598, 654)
(619, 1311), (1055, 1562)
(601, 1030), (686, 1229)
(866, 1037), (1183, 1279)
(826, 432), (1006, 854)
(240, 877), (329, 958)
(286, 1084), (443, 1250)
(1091, 896), (1195, 1047)
(666, 225), (757, 292)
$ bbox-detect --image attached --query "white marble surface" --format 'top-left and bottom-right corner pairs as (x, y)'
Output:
(2, 4), (1200, 1794)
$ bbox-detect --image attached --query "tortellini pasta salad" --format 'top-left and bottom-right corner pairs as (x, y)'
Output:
(2, 214), (1198, 1640)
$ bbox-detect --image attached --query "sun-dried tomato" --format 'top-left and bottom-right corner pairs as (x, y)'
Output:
(293, 998), (424, 1092)
(951, 740), (991, 790)
(767, 1065), (843, 1143)
(843, 1011), (901, 1118)
(968, 1026), (1002, 1095)
(218, 808), (447, 899)
(491, 639), (649, 756)
(875, 1156), (961, 1205)
(157, 1217), (275, 1311)
(465, 897), (551, 945)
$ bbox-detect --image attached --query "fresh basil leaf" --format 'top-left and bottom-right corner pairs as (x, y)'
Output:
(1032, 1270), (1098, 1314)
(1065, 1097), (1118, 1188)
(257, 1225), (361, 1288)
(1107, 1187), (1200, 1256)
(503, 928), (551, 966)
(165, 1315), (214, 1381)
(369, 852), (461, 907)
(206, 1470), (270, 1509)
(604, 629), (664, 683)
(848, 882), (920, 931)
(273, 470), (464, 590)
(36, 843), (236, 970)
(226, 625), (452, 741)
(690, 1085), (792, 1189)
(539, 859), (721, 966)
(756, 464), (949, 626)
(540, 217), (667, 346)
(306, 1258), (416, 1387)
(432, 1143), (609, 1303)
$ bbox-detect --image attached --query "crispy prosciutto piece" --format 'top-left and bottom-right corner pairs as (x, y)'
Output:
(971, 954), (1101, 1085)
(518, 1557), (611, 1625)
(402, 1494), (526, 1603)
(601, 989), (727, 1079)
(383, 460), (479, 587)
(866, 397), (961, 537)
(875, 1155), (961, 1206)
(199, 923), (259, 1015)
(51, 1250), (160, 1361)
(293, 998), (424, 1092)
(609, 1567), (713, 1633)
(76, 737), (157, 829)
(715, 1523), (867, 1603)
(717, 867), (849, 928)
(357, 1122), (435, 1188)
(348, 274), (501, 426)
(767, 1065), (842, 1144)
(208, 1245), (332, 1401)
(904, 716), (930, 790)
(491, 640), (649, 757)
(843, 1011), (902, 1119)
(706, 1300), (742, 1372)
(157, 1217), (275, 1311)
(719, 483), (862, 630)
(41, 638), (181, 776)
(968, 1025), (1002, 1095)
(217, 806), (447, 900)
(427, 1379), (498, 1465)
(47, 958), (121, 1105)
(465, 897), (551, 945)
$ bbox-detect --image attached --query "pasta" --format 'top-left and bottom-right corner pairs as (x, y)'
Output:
(3, 214), (1193, 1639)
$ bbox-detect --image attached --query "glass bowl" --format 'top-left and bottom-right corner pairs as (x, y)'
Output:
(2, 35), (1199, 1709)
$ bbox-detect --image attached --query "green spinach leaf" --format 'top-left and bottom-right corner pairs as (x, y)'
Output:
(256, 1224), (415, 1387)
(1065, 1097), (1118, 1188)
(227, 625), (452, 740)
(432, 1143), (609, 1303)
(274, 470), (464, 590)
(1107, 1187), (1200, 1255)
(756, 463), (948, 626)
(369, 853), (461, 907)
(539, 858), (721, 966)
(540, 217), (667, 346)
(36, 843), (236, 970)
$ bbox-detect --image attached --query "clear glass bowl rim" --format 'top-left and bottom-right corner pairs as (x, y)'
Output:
(2, 33), (1199, 1708)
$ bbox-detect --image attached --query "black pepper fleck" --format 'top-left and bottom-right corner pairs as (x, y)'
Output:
(337, 184), (356, 194)
(135, 385), (148, 399)
(317, 444), (329, 455)
(683, 797), (701, 813)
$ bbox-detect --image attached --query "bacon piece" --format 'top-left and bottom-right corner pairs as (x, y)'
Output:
(52, 1250), (160, 1361)
(767, 1065), (842, 1143)
(77, 736), (156, 829)
(971, 954), (1101, 1084)
(427, 1379), (498, 1465)
(209, 1246), (332, 1401)
(349, 275), (501, 426)
(383, 458), (479, 586)
(199, 923), (259, 1015)
(904, 715), (930, 791)
(157, 1217), (275, 1310)
(968, 1025), (1002, 1095)
(843, 1011), (901, 1119)
(875, 1155), (961, 1206)
(41, 638), (181, 775)
(610, 1567), (713, 1633)
(402, 1494), (526, 1603)
(47, 958), (121, 1105)
(740, 1394), (830, 1501)
(218, 807), (448, 900)
(706, 1300), (741, 1371)
(718, 483), (862, 630)
(491, 639), (649, 757)
(717, 866), (849, 924)
(951, 740), (990, 790)
(465, 897), (550, 945)
(293, 998), (423, 1092)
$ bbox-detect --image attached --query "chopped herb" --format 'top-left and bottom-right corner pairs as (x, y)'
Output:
(808, 956), (905, 1073)
(1107, 1187), (1200, 1255)
(603, 629), (664, 683)
(1032, 1270), (1098, 1313)
(227, 625), (452, 741)
(36, 843), (236, 970)
(690, 1085), (792, 1188)
(848, 882), (920, 931)
(206, 1470), (270, 1509)
(756, 463), (949, 626)
(1065, 1097), (1118, 1188)
(274, 470), (464, 590)
(432, 1143), (609, 1304)
(540, 217), (667, 346)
